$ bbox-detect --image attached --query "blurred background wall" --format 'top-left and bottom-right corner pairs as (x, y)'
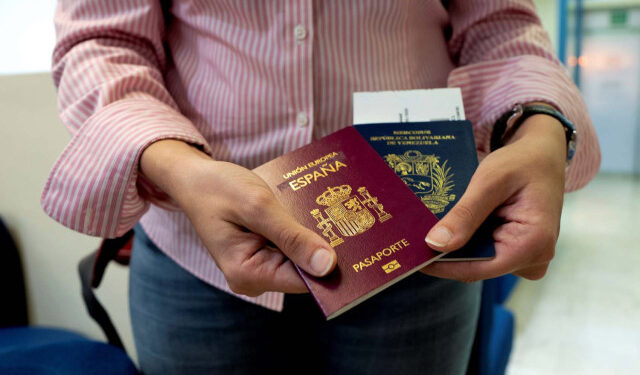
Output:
(567, 1), (640, 174)
(0, 0), (135, 358)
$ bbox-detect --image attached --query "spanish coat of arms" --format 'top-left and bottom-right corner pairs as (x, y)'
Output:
(310, 185), (391, 247)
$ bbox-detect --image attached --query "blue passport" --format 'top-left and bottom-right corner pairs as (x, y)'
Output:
(355, 120), (496, 261)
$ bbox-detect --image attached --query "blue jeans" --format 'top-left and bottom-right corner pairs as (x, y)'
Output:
(130, 225), (481, 375)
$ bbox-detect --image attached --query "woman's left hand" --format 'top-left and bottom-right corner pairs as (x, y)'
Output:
(421, 112), (567, 282)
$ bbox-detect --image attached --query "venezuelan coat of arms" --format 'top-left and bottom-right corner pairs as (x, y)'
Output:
(384, 150), (455, 214)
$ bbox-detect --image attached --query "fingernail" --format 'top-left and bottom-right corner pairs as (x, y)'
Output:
(426, 227), (452, 248)
(310, 248), (333, 276)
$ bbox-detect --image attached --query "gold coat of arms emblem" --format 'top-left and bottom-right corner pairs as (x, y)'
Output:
(310, 185), (391, 247)
(384, 150), (455, 214)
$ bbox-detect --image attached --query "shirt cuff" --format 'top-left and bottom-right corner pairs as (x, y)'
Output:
(41, 96), (212, 237)
(448, 55), (600, 191)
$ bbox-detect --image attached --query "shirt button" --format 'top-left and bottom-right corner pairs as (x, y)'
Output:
(296, 112), (309, 127)
(294, 24), (307, 41)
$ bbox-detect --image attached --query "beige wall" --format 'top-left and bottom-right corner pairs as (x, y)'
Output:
(535, 0), (559, 50)
(0, 73), (135, 359)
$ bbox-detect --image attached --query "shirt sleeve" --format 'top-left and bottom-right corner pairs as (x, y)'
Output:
(445, 0), (601, 192)
(41, 0), (212, 238)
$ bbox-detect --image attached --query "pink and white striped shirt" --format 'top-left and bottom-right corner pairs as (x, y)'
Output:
(43, 0), (600, 311)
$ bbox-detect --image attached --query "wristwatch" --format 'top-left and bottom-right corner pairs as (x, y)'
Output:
(491, 103), (577, 165)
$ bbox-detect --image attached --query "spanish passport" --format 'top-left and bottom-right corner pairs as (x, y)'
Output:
(253, 126), (444, 319)
(355, 120), (497, 261)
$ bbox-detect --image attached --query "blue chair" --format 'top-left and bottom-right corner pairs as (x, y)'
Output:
(0, 327), (137, 375)
(0, 217), (138, 375)
(468, 274), (518, 375)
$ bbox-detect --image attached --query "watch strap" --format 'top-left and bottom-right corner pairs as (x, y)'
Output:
(491, 103), (577, 165)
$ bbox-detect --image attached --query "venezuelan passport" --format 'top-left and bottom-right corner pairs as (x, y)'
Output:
(253, 126), (443, 319)
(355, 121), (497, 261)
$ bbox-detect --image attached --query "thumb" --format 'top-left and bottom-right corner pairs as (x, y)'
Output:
(242, 196), (338, 277)
(425, 166), (509, 252)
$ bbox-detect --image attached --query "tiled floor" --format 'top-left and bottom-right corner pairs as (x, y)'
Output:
(506, 173), (640, 375)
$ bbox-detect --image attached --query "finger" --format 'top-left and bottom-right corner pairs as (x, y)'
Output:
(269, 260), (311, 294)
(422, 216), (557, 282)
(421, 259), (510, 283)
(236, 191), (337, 277)
(207, 223), (310, 295)
(229, 245), (310, 295)
(513, 263), (550, 280)
(425, 158), (515, 252)
(421, 239), (520, 282)
(421, 258), (550, 283)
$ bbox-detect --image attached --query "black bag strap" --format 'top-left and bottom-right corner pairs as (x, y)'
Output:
(0, 217), (29, 327)
(78, 230), (134, 351)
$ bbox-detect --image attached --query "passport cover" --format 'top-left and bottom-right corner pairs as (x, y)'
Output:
(253, 126), (443, 319)
(354, 121), (496, 261)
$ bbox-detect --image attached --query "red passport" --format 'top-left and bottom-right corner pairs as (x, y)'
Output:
(253, 126), (442, 319)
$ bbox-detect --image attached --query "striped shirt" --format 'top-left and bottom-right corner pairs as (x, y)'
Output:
(43, 0), (601, 311)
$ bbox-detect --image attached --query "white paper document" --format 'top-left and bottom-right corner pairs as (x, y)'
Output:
(352, 88), (465, 125)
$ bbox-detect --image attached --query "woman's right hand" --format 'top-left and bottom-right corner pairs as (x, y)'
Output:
(140, 140), (337, 296)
